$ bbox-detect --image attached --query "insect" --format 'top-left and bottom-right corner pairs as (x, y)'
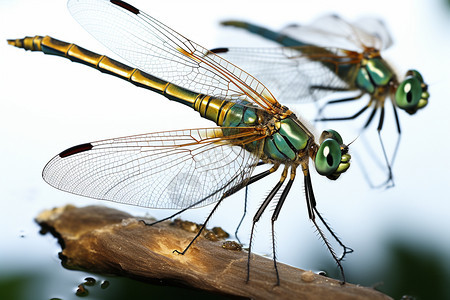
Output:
(8, 0), (352, 284)
(218, 16), (429, 187)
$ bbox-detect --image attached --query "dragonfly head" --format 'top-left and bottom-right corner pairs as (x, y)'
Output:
(395, 70), (429, 115)
(315, 130), (351, 180)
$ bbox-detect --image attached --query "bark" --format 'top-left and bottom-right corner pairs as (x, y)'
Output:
(36, 205), (392, 300)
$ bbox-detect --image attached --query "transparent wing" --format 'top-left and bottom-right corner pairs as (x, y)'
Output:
(281, 15), (393, 51)
(43, 127), (265, 209)
(67, 0), (281, 113)
(352, 17), (393, 50)
(213, 46), (360, 103)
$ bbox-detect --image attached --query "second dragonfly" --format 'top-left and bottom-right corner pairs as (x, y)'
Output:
(218, 16), (429, 187)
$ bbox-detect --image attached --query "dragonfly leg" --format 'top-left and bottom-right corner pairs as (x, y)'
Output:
(351, 99), (397, 189)
(375, 104), (397, 188)
(391, 100), (402, 134)
(140, 198), (204, 226)
(316, 92), (365, 117)
(380, 100), (402, 188)
(316, 104), (370, 122)
(170, 165), (279, 256)
(234, 186), (248, 245)
(309, 85), (354, 93)
(311, 206), (354, 262)
(316, 93), (374, 123)
(363, 103), (379, 129)
(142, 162), (277, 228)
(377, 131), (395, 188)
(173, 194), (227, 255)
(270, 166), (296, 285)
(141, 164), (281, 259)
(235, 162), (278, 243)
(247, 166), (288, 283)
(388, 100), (402, 181)
(303, 166), (350, 283)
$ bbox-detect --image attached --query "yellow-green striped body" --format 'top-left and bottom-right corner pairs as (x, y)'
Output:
(8, 35), (314, 163)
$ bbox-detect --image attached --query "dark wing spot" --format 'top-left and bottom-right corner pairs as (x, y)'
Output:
(59, 143), (93, 158)
(110, 0), (139, 14)
(209, 47), (229, 54)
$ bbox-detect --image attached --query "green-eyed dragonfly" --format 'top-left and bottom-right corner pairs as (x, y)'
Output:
(8, 0), (352, 284)
(218, 16), (429, 187)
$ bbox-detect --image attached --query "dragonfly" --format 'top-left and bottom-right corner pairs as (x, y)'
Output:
(8, 0), (352, 284)
(217, 16), (429, 187)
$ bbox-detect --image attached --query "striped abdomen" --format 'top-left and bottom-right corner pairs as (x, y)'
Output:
(7, 35), (268, 128)
(8, 35), (314, 164)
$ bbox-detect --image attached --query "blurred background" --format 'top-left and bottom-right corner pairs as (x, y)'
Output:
(1, 0), (449, 299)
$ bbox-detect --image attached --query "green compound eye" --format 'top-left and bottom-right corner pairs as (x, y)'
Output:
(395, 76), (422, 111)
(319, 129), (343, 145)
(406, 69), (424, 83)
(315, 138), (342, 176)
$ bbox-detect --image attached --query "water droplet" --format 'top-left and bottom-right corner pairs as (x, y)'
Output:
(314, 270), (328, 277)
(172, 219), (200, 233)
(212, 226), (229, 239)
(100, 280), (110, 289)
(204, 231), (218, 241)
(222, 241), (242, 251)
(84, 277), (96, 286)
(75, 284), (89, 297)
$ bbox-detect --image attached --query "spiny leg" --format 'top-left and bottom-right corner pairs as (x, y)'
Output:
(141, 200), (203, 227)
(270, 166), (296, 285)
(234, 186), (248, 244)
(312, 206), (354, 261)
(141, 165), (281, 258)
(303, 166), (349, 283)
(172, 193), (227, 255)
(235, 161), (273, 243)
(142, 164), (277, 227)
(171, 166), (281, 256)
(247, 166), (288, 283)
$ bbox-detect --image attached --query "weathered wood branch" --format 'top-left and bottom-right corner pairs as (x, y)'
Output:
(36, 205), (391, 300)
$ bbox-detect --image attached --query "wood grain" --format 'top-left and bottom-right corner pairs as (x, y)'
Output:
(36, 205), (392, 300)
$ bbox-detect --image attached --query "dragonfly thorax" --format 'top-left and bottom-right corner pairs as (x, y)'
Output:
(357, 56), (429, 116)
(356, 56), (394, 95)
(262, 115), (310, 162)
(261, 115), (350, 180)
